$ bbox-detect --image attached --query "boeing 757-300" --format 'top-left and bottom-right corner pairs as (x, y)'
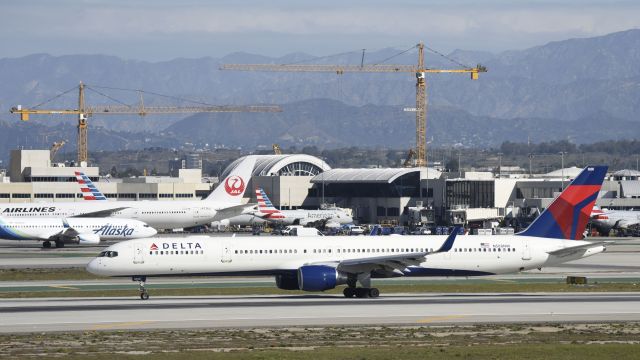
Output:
(87, 166), (609, 299)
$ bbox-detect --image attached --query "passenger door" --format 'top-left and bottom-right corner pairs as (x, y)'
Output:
(220, 239), (232, 263)
(521, 241), (532, 261)
(133, 242), (145, 264)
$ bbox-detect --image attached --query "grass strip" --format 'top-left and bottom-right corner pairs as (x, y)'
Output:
(1, 323), (639, 359)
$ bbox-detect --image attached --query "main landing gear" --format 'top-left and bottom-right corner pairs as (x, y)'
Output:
(343, 287), (379, 298)
(134, 276), (149, 300)
(342, 273), (379, 298)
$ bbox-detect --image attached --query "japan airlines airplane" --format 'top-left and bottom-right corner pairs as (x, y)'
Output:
(87, 166), (609, 300)
(219, 188), (353, 227)
(591, 206), (640, 233)
(0, 216), (156, 248)
(0, 156), (257, 230)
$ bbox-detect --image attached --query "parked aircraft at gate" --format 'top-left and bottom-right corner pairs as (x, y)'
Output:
(0, 156), (257, 230)
(87, 166), (609, 299)
(219, 188), (353, 227)
(591, 206), (640, 233)
(0, 216), (156, 248)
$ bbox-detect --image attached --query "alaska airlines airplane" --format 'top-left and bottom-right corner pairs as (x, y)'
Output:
(0, 216), (156, 248)
(0, 156), (257, 230)
(219, 188), (353, 228)
(87, 166), (609, 300)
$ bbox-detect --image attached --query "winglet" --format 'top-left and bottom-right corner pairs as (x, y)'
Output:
(436, 226), (460, 253)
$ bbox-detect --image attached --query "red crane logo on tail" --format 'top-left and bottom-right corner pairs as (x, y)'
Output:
(224, 176), (245, 196)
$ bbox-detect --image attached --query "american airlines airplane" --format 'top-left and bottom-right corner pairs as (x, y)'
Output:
(218, 188), (353, 227)
(87, 166), (609, 300)
(0, 156), (257, 230)
(591, 206), (640, 234)
(0, 216), (156, 248)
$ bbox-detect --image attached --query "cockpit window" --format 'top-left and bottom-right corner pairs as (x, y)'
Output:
(98, 251), (118, 258)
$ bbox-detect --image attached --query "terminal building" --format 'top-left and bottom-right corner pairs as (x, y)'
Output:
(0, 150), (211, 202)
(2, 150), (640, 229)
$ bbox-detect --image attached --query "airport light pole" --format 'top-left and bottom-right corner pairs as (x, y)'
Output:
(498, 152), (503, 178)
(559, 152), (566, 190)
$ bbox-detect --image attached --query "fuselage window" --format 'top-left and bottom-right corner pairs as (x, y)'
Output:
(304, 249), (307, 253)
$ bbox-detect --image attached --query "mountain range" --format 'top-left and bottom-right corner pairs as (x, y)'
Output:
(0, 29), (639, 162)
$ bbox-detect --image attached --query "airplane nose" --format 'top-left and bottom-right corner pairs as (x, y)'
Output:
(85, 259), (99, 275)
(149, 227), (158, 236)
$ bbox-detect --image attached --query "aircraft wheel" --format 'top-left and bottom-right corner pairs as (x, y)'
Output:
(55, 241), (64, 248)
(368, 288), (380, 298)
(43, 241), (52, 249)
(355, 288), (370, 298)
(343, 287), (356, 298)
(140, 292), (149, 300)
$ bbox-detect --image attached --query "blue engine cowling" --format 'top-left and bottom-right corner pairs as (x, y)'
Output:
(297, 265), (347, 292)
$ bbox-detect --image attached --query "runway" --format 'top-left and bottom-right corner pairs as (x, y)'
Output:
(1, 292), (640, 333)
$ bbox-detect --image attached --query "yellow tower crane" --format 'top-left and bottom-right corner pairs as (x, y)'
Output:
(221, 42), (485, 167)
(11, 82), (282, 164)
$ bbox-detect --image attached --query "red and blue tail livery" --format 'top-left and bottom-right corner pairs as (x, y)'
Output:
(256, 188), (285, 219)
(75, 172), (107, 201)
(517, 166), (607, 240)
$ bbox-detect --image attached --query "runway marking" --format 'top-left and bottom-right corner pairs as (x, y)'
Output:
(417, 315), (467, 323)
(49, 285), (79, 290)
(89, 320), (155, 330)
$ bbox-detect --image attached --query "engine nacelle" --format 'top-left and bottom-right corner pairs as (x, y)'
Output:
(77, 233), (101, 245)
(297, 265), (347, 292)
(275, 273), (299, 290)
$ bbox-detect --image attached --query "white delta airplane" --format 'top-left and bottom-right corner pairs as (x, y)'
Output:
(87, 166), (609, 300)
(0, 156), (257, 230)
(219, 188), (353, 227)
(0, 217), (156, 248)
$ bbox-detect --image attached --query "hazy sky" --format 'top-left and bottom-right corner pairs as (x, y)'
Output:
(1, 0), (639, 61)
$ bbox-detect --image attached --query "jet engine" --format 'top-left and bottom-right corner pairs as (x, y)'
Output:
(297, 265), (348, 291)
(76, 233), (101, 245)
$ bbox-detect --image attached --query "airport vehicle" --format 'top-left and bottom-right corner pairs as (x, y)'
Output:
(280, 225), (324, 236)
(217, 188), (353, 228)
(591, 207), (640, 234)
(0, 157), (257, 230)
(0, 216), (156, 248)
(87, 166), (609, 299)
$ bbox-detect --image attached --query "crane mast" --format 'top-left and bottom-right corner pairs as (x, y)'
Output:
(221, 42), (485, 167)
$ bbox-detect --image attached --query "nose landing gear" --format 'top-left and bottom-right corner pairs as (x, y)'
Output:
(133, 276), (149, 300)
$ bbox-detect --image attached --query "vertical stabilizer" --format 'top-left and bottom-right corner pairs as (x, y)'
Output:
(206, 156), (257, 203)
(75, 172), (107, 200)
(517, 166), (607, 240)
(256, 188), (285, 219)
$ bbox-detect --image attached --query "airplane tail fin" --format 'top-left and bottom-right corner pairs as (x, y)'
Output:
(206, 156), (257, 203)
(256, 188), (285, 219)
(75, 172), (107, 200)
(517, 165), (607, 240)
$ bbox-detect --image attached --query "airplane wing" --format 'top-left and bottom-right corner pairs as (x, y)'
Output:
(306, 228), (458, 275)
(70, 207), (130, 218)
(211, 204), (257, 221)
(547, 241), (612, 258)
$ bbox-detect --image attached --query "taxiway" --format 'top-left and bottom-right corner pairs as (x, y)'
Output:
(1, 292), (639, 332)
